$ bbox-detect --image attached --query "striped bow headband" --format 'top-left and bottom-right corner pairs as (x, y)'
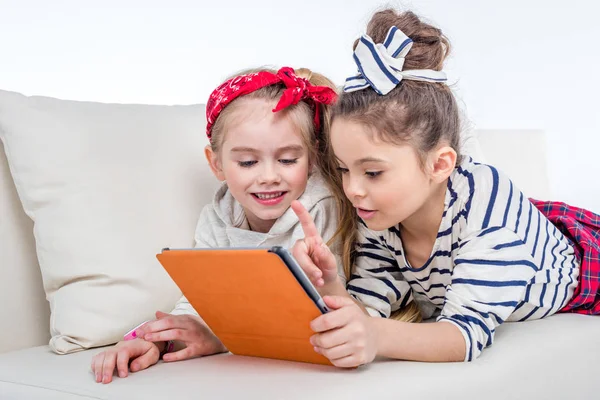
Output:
(344, 26), (447, 95)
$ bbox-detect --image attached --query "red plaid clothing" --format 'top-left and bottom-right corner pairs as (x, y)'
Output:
(531, 199), (600, 315)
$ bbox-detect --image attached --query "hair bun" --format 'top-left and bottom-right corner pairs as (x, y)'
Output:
(362, 9), (450, 71)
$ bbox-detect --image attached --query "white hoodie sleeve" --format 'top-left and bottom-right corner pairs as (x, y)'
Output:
(168, 206), (217, 316)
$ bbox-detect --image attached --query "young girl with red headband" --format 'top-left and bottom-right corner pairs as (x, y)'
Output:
(91, 67), (341, 383)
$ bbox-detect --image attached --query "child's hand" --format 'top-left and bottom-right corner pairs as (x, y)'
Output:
(135, 311), (227, 362)
(91, 339), (160, 384)
(291, 200), (340, 288)
(310, 296), (378, 368)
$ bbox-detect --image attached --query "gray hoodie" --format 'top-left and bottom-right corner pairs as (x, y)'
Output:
(171, 173), (345, 315)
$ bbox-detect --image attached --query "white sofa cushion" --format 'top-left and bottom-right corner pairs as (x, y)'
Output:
(0, 89), (220, 354)
(0, 314), (597, 399)
(0, 140), (50, 353)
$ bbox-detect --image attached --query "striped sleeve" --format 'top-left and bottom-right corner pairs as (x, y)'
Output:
(438, 226), (537, 361)
(347, 224), (413, 318)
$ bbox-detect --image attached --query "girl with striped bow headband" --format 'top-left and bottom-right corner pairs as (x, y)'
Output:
(291, 9), (600, 367)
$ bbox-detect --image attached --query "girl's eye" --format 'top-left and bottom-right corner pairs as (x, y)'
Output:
(238, 161), (257, 168)
(336, 167), (349, 174)
(365, 171), (382, 178)
(279, 158), (298, 165)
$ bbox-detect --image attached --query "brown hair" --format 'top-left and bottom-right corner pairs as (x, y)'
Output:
(326, 9), (463, 323)
(209, 67), (337, 176)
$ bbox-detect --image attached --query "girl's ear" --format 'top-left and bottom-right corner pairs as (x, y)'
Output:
(429, 145), (457, 183)
(205, 145), (226, 181)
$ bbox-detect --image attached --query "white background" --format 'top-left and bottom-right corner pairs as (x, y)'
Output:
(1, 0), (598, 211)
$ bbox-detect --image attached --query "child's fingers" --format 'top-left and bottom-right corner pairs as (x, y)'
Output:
(116, 351), (130, 378)
(92, 353), (104, 383)
(330, 354), (362, 369)
(310, 311), (346, 334)
(316, 342), (353, 361)
(162, 347), (194, 363)
(323, 295), (356, 311)
(292, 240), (324, 285)
(310, 297), (357, 333)
(136, 318), (176, 337)
(130, 345), (159, 372)
(144, 329), (185, 343)
(101, 352), (117, 384)
(316, 242), (337, 270)
(291, 200), (322, 240)
(310, 326), (348, 350)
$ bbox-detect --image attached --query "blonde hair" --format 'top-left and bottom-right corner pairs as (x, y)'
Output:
(209, 67), (337, 176)
(208, 66), (342, 252)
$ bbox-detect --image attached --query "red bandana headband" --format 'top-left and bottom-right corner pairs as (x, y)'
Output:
(205, 67), (338, 141)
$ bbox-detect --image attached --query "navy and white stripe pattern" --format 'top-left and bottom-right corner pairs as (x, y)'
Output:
(347, 157), (580, 361)
(343, 26), (448, 95)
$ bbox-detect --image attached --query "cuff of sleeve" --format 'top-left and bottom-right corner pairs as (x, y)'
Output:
(436, 317), (472, 362)
(365, 306), (384, 318)
(170, 304), (199, 317)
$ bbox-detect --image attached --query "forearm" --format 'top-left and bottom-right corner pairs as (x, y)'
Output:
(372, 319), (466, 362)
(319, 278), (349, 298)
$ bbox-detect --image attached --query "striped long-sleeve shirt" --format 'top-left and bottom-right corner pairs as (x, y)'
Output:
(347, 157), (580, 361)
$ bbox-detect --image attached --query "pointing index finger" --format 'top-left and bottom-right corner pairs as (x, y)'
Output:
(291, 200), (321, 239)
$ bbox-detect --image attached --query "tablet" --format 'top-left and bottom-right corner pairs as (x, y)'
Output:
(156, 246), (332, 365)
(269, 246), (330, 314)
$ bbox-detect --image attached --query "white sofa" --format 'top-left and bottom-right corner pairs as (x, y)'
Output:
(1, 90), (599, 399)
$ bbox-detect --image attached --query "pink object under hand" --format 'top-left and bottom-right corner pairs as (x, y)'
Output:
(123, 320), (150, 341)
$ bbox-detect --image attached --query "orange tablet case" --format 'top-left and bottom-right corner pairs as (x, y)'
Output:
(156, 248), (332, 365)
